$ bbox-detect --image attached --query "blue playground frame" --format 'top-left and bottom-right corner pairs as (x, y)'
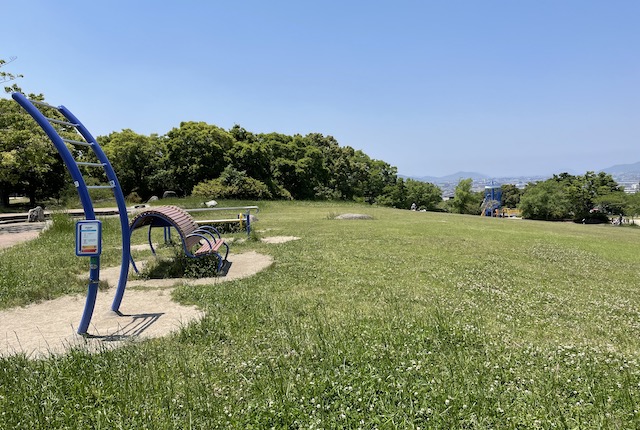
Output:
(12, 93), (131, 334)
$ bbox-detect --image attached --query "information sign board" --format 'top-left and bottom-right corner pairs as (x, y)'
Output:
(75, 220), (102, 256)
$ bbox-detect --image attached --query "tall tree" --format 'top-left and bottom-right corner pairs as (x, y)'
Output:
(624, 192), (640, 222)
(361, 159), (397, 204)
(100, 129), (166, 200)
(519, 180), (571, 220)
(406, 179), (442, 210)
(553, 171), (621, 221)
(165, 121), (235, 195)
(501, 184), (522, 208)
(452, 178), (477, 214)
(0, 91), (68, 206)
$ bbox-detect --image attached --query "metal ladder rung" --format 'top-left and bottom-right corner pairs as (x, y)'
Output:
(63, 138), (93, 147)
(76, 162), (105, 167)
(87, 185), (115, 189)
(45, 116), (78, 127)
(29, 99), (59, 110)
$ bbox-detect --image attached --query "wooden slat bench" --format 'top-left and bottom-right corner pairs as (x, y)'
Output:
(129, 205), (229, 274)
(186, 206), (258, 235)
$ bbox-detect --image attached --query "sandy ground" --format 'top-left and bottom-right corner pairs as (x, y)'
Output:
(0, 225), (297, 359)
(0, 222), (48, 250)
(261, 235), (300, 244)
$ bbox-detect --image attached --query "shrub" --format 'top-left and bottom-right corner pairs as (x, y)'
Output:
(138, 247), (220, 279)
(192, 166), (272, 200)
(126, 192), (142, 204)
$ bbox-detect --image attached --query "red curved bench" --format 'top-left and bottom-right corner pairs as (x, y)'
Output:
(129, 205), (229, 274)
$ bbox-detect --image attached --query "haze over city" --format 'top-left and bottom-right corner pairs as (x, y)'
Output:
(3, 1), (638, 178)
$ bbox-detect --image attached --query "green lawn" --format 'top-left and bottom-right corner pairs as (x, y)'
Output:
(2, 200), (640, 428)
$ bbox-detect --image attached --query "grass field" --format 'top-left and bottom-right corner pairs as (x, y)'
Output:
(2, 200), (640, 428)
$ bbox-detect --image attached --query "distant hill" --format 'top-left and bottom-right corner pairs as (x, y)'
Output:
(401, 162), (640, 184)
(408, 171), (488, 183)
(601, 162), (640, 174)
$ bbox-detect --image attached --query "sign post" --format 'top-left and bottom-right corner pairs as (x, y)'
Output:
(76, 220), (102, 256)
(75, 220), (102, 333)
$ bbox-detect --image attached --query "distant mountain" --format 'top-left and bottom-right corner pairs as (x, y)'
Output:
(401, 162), (640, 184)
(601, 162), (640, 174)
(406, 171), (488, 183)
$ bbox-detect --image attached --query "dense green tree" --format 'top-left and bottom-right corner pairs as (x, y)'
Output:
(229, 124), (257, 144)
(192, 165), (272, 200)
(451, 178), (476, 214)
(519, 172), (622, 222)
(378, 178), (441, 210)
(229, 140), (272, 184)
(329, 150), (356, 200)
(406, 179), (442, 211)
(623, 192), (640, 222)
(594, 191), (627, 217)
(0, 60), (57, 206)
(100, 129), (166, 200)
(0, 92), (68, 206)
(552, 171), (621, 221)
(361, 159), (397, 204)
(501, 184), (522, 208)
(519, 180), (572, 220)
(378, 177), (407, 208)
(165, 122), (235, 195)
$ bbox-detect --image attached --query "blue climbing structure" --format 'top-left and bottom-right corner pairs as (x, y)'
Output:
(482, 184), (502, 217)
(12, 93), (131, 335)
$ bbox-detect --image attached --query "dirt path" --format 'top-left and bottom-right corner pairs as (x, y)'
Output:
(0, 228), (298, 358)
(0, 221), (49, 250)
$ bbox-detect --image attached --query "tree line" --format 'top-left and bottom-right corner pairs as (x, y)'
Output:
(1, 59), (638, 222)
(2, 91), (637, 223)
(0, 87), (443, 210)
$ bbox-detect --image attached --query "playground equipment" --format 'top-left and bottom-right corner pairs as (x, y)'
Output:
(12, 93), (131, 334)
(481, 184), (502, 217)
(500, 208), (522, 218)
(12, 93), (258, 336)
(128, 205), (230, 274)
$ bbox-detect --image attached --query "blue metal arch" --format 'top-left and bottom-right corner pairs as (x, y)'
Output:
(11, 92), (131, 334)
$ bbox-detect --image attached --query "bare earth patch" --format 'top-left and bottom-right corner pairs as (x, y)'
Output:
(334, 213), (373, 220)
(261, 236), (300, 244)
(0, 230), (40, 250)
(0, 221), (50, 250)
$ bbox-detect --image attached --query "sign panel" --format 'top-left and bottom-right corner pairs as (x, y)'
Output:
(75, 220), (102, 256)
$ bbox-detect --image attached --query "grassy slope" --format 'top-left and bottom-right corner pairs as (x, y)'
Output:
(2, 201), (640, 428)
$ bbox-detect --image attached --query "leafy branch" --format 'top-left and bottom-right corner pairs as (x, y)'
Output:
(1, 56), (23, 93)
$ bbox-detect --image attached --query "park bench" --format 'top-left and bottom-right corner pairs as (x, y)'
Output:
(188, 206), (259, 235)
(129, 205), (229, 274)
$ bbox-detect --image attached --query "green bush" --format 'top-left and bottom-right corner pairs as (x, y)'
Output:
(192, 166), (272, 200)
(125, 192), (142, 204)
(138, 246), (220, 279)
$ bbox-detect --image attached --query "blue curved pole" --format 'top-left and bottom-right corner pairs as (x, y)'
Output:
(11, 94), (95, 219)
(11, 92), (131, 334)
(57, 106), (131, 313)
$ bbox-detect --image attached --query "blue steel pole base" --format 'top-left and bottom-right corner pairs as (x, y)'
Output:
(77, 256), (100, 335)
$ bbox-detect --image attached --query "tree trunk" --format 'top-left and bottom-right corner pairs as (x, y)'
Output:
(0, 188), (9, 208)
(28, 189), (37, 207)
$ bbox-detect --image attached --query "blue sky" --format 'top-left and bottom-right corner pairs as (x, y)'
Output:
(3, 1), (639, 178)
